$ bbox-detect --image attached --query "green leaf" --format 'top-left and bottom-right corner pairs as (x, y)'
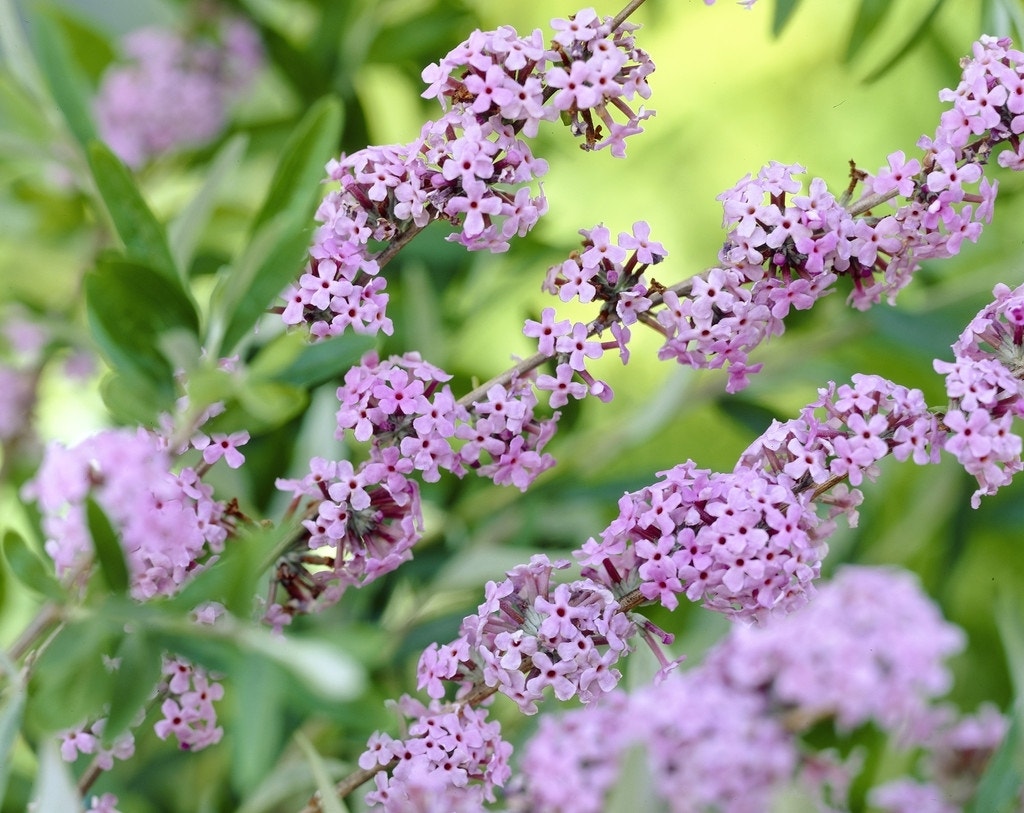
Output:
(249, 96), (343, 236)
(249, 331), (375, 389)
(968, 710), (1023, 813)
(31, 741), (81, 811)
(236, 379), (308, 429)
(212, 212), (314, 355)
(232, 653), (287, 795)
(843, 0), (892, 63)
(168, 134), (249, 274)
(862, 0), (946, 83)
(771, 0), (802, 37)
(3, 530), (63, 601)
(28, 619), (121, 731)
(85, 497), (128, 595)
(87, 142), (180, 285)
(85, 257), (200, 399)
(30, 9), (96, 147)
(98, 370), (176, 426)
(0, 0), (47, 102)
(104, 631), (163, 742)
(0, 648), (26, 805)
(294, 732), (349, 813)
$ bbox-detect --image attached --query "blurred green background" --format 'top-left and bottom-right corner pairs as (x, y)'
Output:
(2, 0), (1024, 810)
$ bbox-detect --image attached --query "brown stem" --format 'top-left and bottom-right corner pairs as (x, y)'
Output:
(609, 0), (648, 33)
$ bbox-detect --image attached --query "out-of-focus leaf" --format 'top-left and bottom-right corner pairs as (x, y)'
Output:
(0, 0), (47, 101)
(3, 531), (63, 601)
(968, 709), (1023, 813)
(31, 740), (81, 812)
(168, 134), (248, 274)
(771, 0), (802, 37)
(85, 496), (129, 595)
(863, 0), (946, 83)
(98, 370), (174, 426)
(997, 593), (1024, 699)
(51, 9), (115, 82)
(211, 212), (313, 356)
(249, 331), (375, 389)
(232, 653), (287, 795)
(104, 630), (163, 742)
(28, 619), (121, 731)
(0, 649), (25, 804)
(31, 10), (95, 147)
(715, 395), (775, 437)
(843, 0), (892, 63)
(294, 732), (349, 813)
(233, 624), (365, 702)
(235, 379), (308, 429)
(87, 142), (180, 285)
(967, 594), (1024, 812)
(249, 96), (342, 236)
(85, 257), (199, 400)
(982, 0), (1024, 39)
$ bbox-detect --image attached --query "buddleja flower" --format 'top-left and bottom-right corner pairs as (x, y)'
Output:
(95, 14), (263, 167)
(22, 426), (235, 600)
(510, 566), (971, 813)
(281, 8), (656, 338)
(934, 281), (1024, 505)
(359, 696), (512, 811)
(415, 556), (635, 714)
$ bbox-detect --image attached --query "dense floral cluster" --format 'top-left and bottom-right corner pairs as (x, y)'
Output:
(358, 696), (512, 812)
(935, 280), (1024, 505)
(280, 7), (655, 338)
(22, 423), (240, 600)
(94, 15), (263, 167)
(576, 459), (831, 622)
(153, 657), (224, 751)
(272, 351), (562, 618)
(509, 567), (989, 813)
(416, 555), (635, 713)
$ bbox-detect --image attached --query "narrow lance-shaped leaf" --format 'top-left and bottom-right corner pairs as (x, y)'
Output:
(168, 134), (249, 273)
(863, 0), (947, 83)
(249, 95), (343, 235)
(0, 652), (26, 803)
(104, 631), (164, 742)
(87, 142), (182, 286)
(30, 9), (96, 147)
(213, 211), (314, 355)
(771, 0), (802, 38)
(2, 530), (63, 601)
(231, 653), (287, 795)
(86, 496), (129, 595)
(843, 0), (893, 63)
(85, 257), (200, 404)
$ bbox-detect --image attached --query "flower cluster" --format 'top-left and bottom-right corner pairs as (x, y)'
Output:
(358, 696), (512, 812)
(706, 566), (965, 731)
(510, 566), (986, 813)
(94, 14), (263, 167)
(643, 34), (1024, 393)
(272, 351), (563, 618)
(280, 7), (655, 338)
(154, 657), (224, 751)
(512, 671), (796, 813)
(935, 281), (1024, 505)
(416, 555), (635, 714)
(577, 458), (833, 623)
(22, 424), (240, 600)
(58, 717), (135, 772)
